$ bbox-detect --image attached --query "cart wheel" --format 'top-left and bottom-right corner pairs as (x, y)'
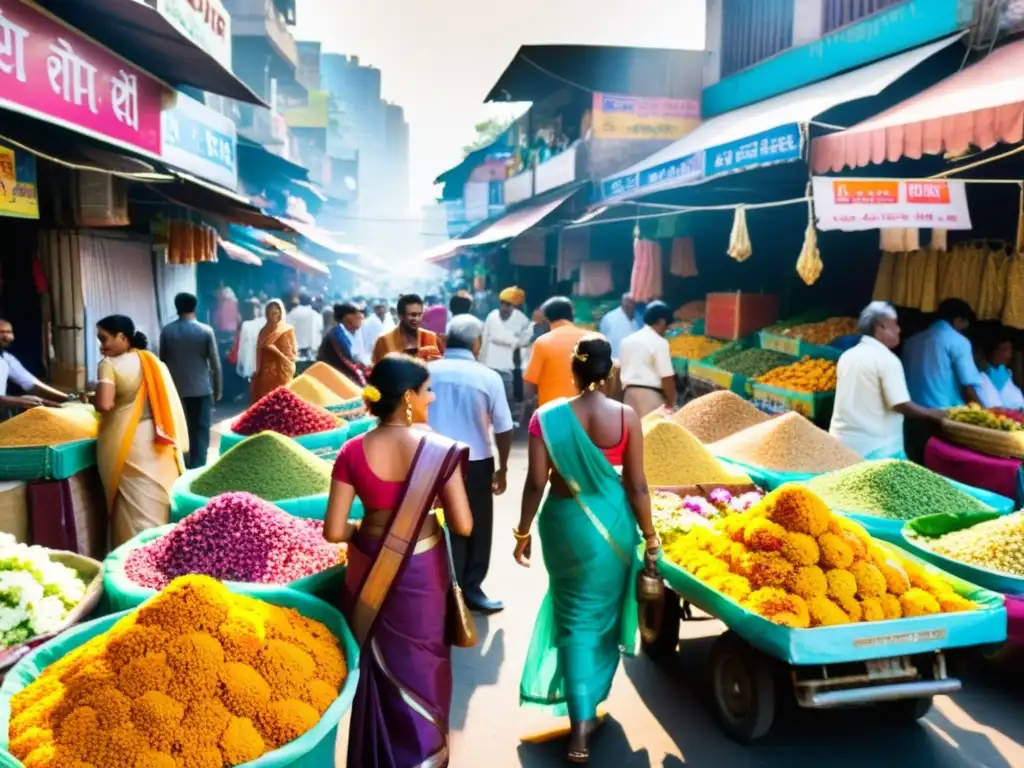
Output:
(711, 632), (776, 743)
(641, 590), (682, 662)
(880, 696), (933, 723)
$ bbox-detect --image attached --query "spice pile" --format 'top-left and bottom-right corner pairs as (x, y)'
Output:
(302, 362), (363, 399)
(643, 419), (751, 487)
(0, 407), (98, 447)
(125, 492), (344, 589)
(191, 433), (332, 501)
(711, 412), (862, 473)
(668, 335), (723, 361)
(757, 358), (837, 393)
(911, 512), (1024, 576)
(672, 390), (771, 443)
(773, 317), (858, 345)
(232, 387), (339, 438)
(947, 403), (1024, 432)
(287, 375), (344, 407)
(666, 485), (976, 627)
(712, 348), (795, 378)
(0, 535), (88, 649)
(8, 575), (347, 767)
(805, 460), (990, 521)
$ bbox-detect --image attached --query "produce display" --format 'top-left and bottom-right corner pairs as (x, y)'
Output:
(772, 317), (858, 345)
(665, 485), (977, 627)
(712, 348), (795, 379)
(643, 419), (751, 487)
(335, 401), (368, 422)
(287, 375), (344, 407)
(668, 335), (723, 361)
(0, 407), (97, 447)
(302, 362), (363, 399)
(711, 412), (863, 473)
(125, 492), (345, 589)
(7, 576), (347, 767)
(0, 535), (88, 649)
(757, 357), (837, 394)
(909, 512), (1024, 577)
(948, 403), (1024, 432)
(191, 432), (332, 501)
(672, 390), (771, 444)
(992, 407), (1024, 425)
(673, 300), (705, 322)
(232, 387), (340, 438)
(805, 460), (989, 521)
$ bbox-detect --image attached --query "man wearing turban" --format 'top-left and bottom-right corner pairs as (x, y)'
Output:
(480, 286), (531, 418)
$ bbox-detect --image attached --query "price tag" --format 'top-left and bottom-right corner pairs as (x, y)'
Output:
(760, 333), (800, 357)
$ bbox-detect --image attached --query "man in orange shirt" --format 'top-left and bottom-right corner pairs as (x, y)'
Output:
(524, 296), (589, 407)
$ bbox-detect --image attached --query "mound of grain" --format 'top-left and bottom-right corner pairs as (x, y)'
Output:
(288, 374), (344, 407)
(191, 431), (332, 500)
(710, 412), (862, 473)
(0, 406), (98, 447)
(673, 391), (771, 443)
(643, 419), (751, 487)
(303, 361), (363, 399)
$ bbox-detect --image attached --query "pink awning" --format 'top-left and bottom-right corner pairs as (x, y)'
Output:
(812, 39), (1024, 173)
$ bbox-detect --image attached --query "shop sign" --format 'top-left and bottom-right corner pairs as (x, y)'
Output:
(601, 152), (703, 200)
(704, 123), (802, 179)
(812, 177), (972, 231)
(155, 0), (231, 70)
(592, 92), (700, 141)
(161, 91), (237, 189)
(0, 0), (163, 156)
(0, 139), (38, 219)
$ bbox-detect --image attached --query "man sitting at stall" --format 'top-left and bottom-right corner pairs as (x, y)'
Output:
(0, 318), (70, 412)
(977, 330), (1024, 410)
(830, 302), (944, 460)
(619, 301), (677, 418)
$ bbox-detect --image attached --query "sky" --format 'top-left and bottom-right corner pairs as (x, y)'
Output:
(294, 0), (706, 211)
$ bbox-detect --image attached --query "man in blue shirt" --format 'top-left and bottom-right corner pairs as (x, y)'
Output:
(599, 293), (642, 359)
(428, 315), (514, 614)
(902, 298), (981, 461)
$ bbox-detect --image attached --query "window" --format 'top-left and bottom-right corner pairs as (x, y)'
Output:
(721, 0), (795, 77)
(823, 0), (906, 34)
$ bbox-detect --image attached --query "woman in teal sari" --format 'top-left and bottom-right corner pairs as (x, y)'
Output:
(515, 333), (660, 763)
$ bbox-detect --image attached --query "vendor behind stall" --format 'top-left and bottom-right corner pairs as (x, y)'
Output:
(619, 301), (677, 417)
(977, 330), (1024, 410)
(0, 318), (69, 411)
(830, 302), (944, 460)
(598, 293), (641, 359)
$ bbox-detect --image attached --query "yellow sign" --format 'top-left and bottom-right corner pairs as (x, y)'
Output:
(592, 92), (700, 140)
(284, 90), (329, 129)
(0, 142), (39, 220)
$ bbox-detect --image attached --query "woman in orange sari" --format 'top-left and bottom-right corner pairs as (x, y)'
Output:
(250, 299), (297, 403)
(94, 315), (188, 547)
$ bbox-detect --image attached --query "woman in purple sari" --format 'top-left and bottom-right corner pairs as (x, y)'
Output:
(325, 353), (473, 767)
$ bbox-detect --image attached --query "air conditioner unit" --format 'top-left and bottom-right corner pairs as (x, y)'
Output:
(73, 171), (129, 228)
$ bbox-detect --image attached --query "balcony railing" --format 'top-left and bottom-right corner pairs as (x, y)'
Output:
(535, 144), (578, 196)
(224, 0), (298, 69)
(504, 169), (534, 206)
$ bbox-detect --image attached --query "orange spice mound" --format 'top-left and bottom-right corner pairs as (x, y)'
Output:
(301, 362), (362, 399)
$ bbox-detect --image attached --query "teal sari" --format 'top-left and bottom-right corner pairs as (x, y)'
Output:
(520, 399), (641, 721)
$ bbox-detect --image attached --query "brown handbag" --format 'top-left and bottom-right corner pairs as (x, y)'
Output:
(442, 524), (478, 648)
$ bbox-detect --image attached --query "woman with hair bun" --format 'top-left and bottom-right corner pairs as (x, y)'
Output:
(94, 314), (188, 546)
(516, 333), (661, 763)
(324, 353), (474, 768)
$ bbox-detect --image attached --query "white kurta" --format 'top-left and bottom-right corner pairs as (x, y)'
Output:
(480, 308), (532, 372)
(978, 371), (1024, 410)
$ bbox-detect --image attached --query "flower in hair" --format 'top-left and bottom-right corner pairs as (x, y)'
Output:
(362, 385), (382, 403)
(573, 343), (589, 362)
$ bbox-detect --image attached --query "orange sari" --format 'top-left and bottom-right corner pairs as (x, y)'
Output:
(250, 323), (297, 403)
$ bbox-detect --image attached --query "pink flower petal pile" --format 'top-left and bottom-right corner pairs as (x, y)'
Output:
(124, 492), (345, 589)
(232, 386), (339, 437)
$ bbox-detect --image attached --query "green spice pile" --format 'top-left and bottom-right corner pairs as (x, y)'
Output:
(914, 512), (1024, 576)
(191, 431), (332, 501)
(712, 348), (795, 378)
(805, 460), (989, 520)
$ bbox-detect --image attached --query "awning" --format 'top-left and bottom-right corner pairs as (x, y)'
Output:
(242, 231), (330, 277)
(149, 172), (287, 230)
(812, 38), (1024, 173)
(332, 259), (375, 279)
(600, 34), (964, 201)
(218, 239), (263, 267)
(34, 0), (265, 106)
(276, 218), (389, 270)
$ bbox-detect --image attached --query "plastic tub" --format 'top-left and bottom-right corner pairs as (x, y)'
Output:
(219, 423), (351, 456)
(170, 468), (334, 522)
(0, 439), (97, 481)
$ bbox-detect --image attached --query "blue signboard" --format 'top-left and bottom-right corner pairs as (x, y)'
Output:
(703, 123), (803, 179)
(601, 152), (703, 200)
(161, 91), (238, 190)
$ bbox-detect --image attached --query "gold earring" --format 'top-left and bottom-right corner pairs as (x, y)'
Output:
(405, 398), (414, 426)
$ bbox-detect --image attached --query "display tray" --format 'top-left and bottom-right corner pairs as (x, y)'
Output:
(714, 456), (821, 491)
(0, 439), (96, 481)
(757, 331), (843, 362)
(940, 418), (1024, 460)
(218, 422), (351, 456)
(687, 361), (754, 398)
(658, 541), (1007, 666)
(751, 382), (835, 421)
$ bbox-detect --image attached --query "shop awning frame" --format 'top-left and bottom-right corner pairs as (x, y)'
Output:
(599, 34), (965, 203)
(148, 172), (289, 231)
(218, 239), (263, 267)
(811, 38), (1024, 173)
(33, 0), (266, 106)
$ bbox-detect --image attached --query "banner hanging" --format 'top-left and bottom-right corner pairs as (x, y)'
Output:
(812, 177), (972, 231)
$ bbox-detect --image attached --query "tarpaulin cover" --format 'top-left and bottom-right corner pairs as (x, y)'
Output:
(0, 587), (360, 768)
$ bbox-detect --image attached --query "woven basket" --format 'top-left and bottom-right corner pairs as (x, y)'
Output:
(940, 418), (1024, 459)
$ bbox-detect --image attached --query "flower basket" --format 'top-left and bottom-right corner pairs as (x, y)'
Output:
(940, 418), (1024, 460)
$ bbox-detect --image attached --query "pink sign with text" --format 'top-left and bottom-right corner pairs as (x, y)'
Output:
(0, 0), (163, 155)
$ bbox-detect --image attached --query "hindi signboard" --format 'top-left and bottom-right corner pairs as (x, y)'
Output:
(592, 92), (700, 141)
(812, 177), (972, 231)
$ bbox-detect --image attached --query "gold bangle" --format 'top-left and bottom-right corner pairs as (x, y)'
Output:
(512, 528), (531, 541)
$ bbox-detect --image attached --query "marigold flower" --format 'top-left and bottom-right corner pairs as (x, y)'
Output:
(255, 640), (315, 698)
(764, 486), (830, 537)
(737, 551), (794, 590)
(131, 691), (184, 752)
(220, 716), (266, 766)
(104, 624), (172, 671)
(217, 615), (266, 666)
(937, 593), (976, 613)
(870, 553), (911, 595)
(174, 747), (224, 768)
(781, 532), (819, 567)
(9, 726), (52, 759)
(178, 697), (232, 750)
(808, 596), (850, 626)
(817, 533), (855, 569)
(860, 598), (885, 622)
(724, 541), (748, 569)
(848, 561), (886, 599)
(825, 569), (857, 601)
(707, 537), (733, 560)
(900, 588), (941, 617)
(836, 594), (862, 622)
(786, 565), (828, 601)
(136, 576), (231, 636)
(257, 699), (320, 750)
(301, 678), (339, 715)
(165, 632), (225, 703)
(880, 593), (903, 620)
(705, 573), (753, 602)
(134, 750), (177, 768)
(53, 706), (106, 761)
(220, 662), (271, 719)
(743, 518), (787, 552)
(117, 652), (173, 699)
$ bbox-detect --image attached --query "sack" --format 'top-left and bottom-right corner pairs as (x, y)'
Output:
(442, 525), (477, 648)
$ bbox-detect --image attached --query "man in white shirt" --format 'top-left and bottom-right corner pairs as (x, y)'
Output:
(830, 301), (943, 459)
(235, 300), (266, 382)
(0, 318), (69, 410)
(599, 293), (642, 359)
(286, 293), (323, 356)
(619, 301), (677, 418)
(359, 299), (394, 351)
(480, 287), (531, 411)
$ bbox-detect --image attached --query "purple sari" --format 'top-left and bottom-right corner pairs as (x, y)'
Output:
(343, 435), (467, 768)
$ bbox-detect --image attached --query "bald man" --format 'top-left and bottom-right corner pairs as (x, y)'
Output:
(599, 293), (642, 359)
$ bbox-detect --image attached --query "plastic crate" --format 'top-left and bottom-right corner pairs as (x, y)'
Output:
(687, 360), (753, 397)
(757, 331), (843, 361)
(751, 382), (835, 421)
(0, 440), (97, 481)
(704, 292), (779, 341)
(671, 357), (689, 376)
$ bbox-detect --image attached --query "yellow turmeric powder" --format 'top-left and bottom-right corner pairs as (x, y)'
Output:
(287, 375), (344, 407)
(642, 419), (750, 487)
(0, 407), (97, 447)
